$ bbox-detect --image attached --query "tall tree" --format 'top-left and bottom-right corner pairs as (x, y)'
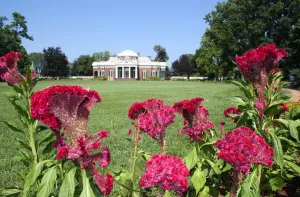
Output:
(42, 47), (69, 77)
(153, 45), (169, 62)
(0, 12), (33, 72)
(29, 52), (44, 74)
(172, 54), (196, 80)
(197, 0), (300, 80)
(92, 50), (110, 61)
(72, 55), (94, 76)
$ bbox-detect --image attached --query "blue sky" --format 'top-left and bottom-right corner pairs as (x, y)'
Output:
(3, 0), (222, 64)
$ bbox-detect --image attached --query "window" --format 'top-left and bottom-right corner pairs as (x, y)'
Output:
(152, 71), (156, 77)
(156, 71), (160, 77)
(143, 70), (147, 79)
(101, 70), (104, 76)
(109, 70), (113, 78)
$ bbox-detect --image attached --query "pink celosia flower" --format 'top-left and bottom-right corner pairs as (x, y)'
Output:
(173, 98), (214, 142)
(214, 126), (274, 174)
(235, 44), (288, 122)
(136, 99), (175, 142)
(224, 107), (241, 124)
(278, 103), (289, 113)
(140, 155), (189, 196)
(0, 52), (23, 85)
(30, 85), (101, 140)
(128, 102), (146, 120)
(58, 130), (113, 196)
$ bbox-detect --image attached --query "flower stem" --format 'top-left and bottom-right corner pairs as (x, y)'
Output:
(257, 164), (262, 187)
(230, 171), (244, 197)
(29, 122), (38, 165)
(158, 183), (164, 197)
(160, 136), (166, 155)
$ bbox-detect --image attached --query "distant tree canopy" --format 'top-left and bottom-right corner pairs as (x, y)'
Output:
(0, 12), (33, 73)
(72, 55), (94, 76)
(172, 54), (196, 80)
(92, 51), (110, 61)
(29, 52), (44, 74)
(195, 0), (300, 79)
(153, 45), (169, 62)
(42, 47), (69, 77)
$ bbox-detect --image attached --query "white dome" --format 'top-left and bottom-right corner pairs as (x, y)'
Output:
(117, 50), (138, 57)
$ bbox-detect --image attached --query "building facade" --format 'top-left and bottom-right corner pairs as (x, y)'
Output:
(92, 50), (167, 80)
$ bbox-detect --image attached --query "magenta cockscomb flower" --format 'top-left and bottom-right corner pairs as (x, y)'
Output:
(214, 126), (274, 174)
(0, 52), (23, 85)
(30, 85), (101, 137)
(224, 107), (241, 124)
(128, 101), (146, 120)
(235, 44), (288, 122)
(173, 98), (214, 142)
(140, 155), (189, 196)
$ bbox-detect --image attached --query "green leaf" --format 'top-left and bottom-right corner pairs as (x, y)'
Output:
(12, 84), (24, 95)
(191, 168), (206, 194)
(37, 166), (57, 197)
(15, 137), (31, 151)
(3, 92), (20, 100)
(291, 108), (300, 119)
(163, 190), (173, 197)
(1, 121), (24, 134)
(206, 159), (222, 175)
(183, 148), (198, 170)
(80, 170), (96, 197)
(269, 131), (284, 169)
(231, 80), (253, 99)
(199, 186), (210, 197)
(285, 160), (300, 176)
(36, 125), (49, 133)
(0, 188), (22, 196)
(273, 119), (300, 142)
(22, 160), (52, 197)
(39, 132), (54, 146)
(264, 176), (285, 191)
(59, 168), (77, 197)
(239, 169), (260, 197)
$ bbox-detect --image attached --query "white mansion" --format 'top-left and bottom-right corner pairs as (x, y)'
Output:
(92, 50), (167, 80)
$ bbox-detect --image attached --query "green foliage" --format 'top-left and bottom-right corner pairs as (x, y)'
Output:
(144, 76), (162, 81)
(37, 166), (58, 197)
(29, 52), (44, 74)
(153, 45), (169, 62)
(0, 12), (33, 73)
(72, 55), (94, 76)
(80, 170), (96, 197)
(42, 47), (69, 77)
(195, 0), (300, 84)
(92, 50), (110, 61)
(59, 168), (77, 197)
(172, 54), (197, 79)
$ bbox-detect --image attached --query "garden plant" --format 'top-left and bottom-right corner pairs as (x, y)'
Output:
(0, 44), (299, 197)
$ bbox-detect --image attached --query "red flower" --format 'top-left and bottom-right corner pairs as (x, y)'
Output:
(30, 85), (101, 144)
(135, 99), (175, 142)
(0, 52), (23, 85)
(278, 103), (289, 113)
(224, 107), (241, 124)
(128, 102), (146, 120)
(214, 126), (274, 174)
(140, 155), (189, 196)
(235, 44), (288, 122)
(173, 98), (214, 142)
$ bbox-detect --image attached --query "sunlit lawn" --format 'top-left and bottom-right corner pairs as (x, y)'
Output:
(0, 80), (242, 190)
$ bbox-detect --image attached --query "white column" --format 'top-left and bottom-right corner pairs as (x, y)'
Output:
(135, 66), (138, 79)
(122, 66), (124, 78)
(115, 67), (118, 78)
(129, 67), (131, 78)
(98, 70), (100, 76)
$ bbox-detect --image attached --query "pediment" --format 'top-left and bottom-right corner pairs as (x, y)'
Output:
(116, 60), (137, 65)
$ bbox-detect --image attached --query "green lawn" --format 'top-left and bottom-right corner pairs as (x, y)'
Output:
(0, 80), (242, 190)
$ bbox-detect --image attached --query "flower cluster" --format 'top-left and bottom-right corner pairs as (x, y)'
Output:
(214, 126), (274, 174)
(224, 107), (241, 124)
(30, 85), (101, 137)
(235, 44), (288, 121)
(173, 98), (214, 142)
(129, 99), (175, 142)
(279, 103), (289, 114)
(140, 155), (189, 196)
(58, 130), (113, 196)
(0, 52), (23, 85)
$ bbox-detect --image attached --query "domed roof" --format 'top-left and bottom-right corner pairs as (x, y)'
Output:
(117, 50), (138, 57)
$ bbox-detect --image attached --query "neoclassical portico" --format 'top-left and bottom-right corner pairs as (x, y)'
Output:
(92, 50), (167, 80)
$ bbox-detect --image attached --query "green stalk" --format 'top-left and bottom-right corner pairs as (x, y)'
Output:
(28, 122), (38, 165)
(257, 164), (262, 186)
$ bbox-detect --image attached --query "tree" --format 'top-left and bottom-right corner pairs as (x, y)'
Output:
(92, 50), (110, 61)
(72, 55), (94, 76)
(29, 52), (44, 74)
(197, 0), (300, 82)
(172, 54), (196, 80)
(42, 47), (69, 77)
(153, 45), (169, 62)
(0, 12), (33, 72)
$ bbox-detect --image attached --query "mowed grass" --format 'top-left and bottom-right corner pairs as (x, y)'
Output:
(0, 80), (242, 189)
